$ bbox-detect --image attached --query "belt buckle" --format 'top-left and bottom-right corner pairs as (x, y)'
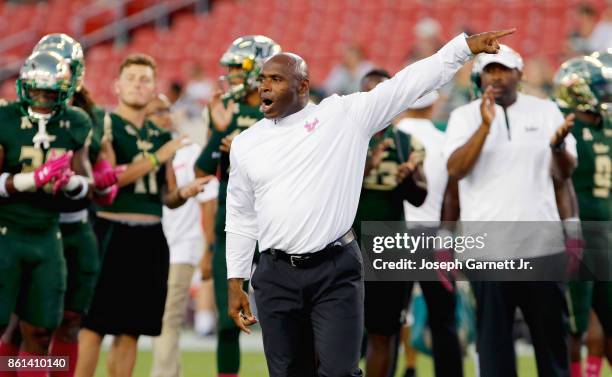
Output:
(290, 255), (300, 267)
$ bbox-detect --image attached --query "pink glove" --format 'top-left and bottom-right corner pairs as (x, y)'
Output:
(93, 184), (118, 206)
(565, 237), (585, 276)
(93, 160), (126, 190)
(33, 151), (73, 189)
(434, 249), (457, 293)
(52, 169), (74, 194)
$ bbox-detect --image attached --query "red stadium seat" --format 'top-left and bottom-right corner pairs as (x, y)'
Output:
(0, 79), (17, 101)
(0, 0), (590, 102)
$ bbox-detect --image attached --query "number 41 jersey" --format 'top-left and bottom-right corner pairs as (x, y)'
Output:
(571, 118), (612, 221)
(0, 101), (92, 230)
(100, 113), (171, 217)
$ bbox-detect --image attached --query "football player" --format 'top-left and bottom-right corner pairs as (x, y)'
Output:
(29, 33), (120, 377)
(33, 33), (118, 197)
(75, 53), (209, 377)
(0, 51), (93, 364)
(554, 54), (612, 377)
(194, 35), (280, 377)
(353, 69), (429, 377)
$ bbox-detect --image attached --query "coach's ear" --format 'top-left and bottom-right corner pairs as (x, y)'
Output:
(299, 78), (310, 102)
(114, 80), (120, 96)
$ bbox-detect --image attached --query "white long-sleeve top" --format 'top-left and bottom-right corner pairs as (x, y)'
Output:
(225, 33), (473, 279)
(397, 118), (447, 226)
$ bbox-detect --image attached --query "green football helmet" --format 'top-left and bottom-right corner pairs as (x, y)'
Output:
(219, 35), (281, 100)
(553, 56), (609, 116)
(33, 33), (85, 92)
(16, 51), (74, 113)
(591, 48), (612, 127)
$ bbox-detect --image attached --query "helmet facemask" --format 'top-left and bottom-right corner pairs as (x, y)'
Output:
(218, 35), (281, 101)
(17, 51), (74, 149)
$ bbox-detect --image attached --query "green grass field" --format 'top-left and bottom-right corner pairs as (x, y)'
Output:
(93, 351), (612, 377)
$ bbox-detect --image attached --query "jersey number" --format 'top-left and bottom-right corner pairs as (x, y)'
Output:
(133, 153), (159, 195)
(593, 155), (611, 198)
(19, 147), (67, 173)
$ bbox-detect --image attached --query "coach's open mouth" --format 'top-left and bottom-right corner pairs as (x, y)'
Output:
(261, 98), (275, 114)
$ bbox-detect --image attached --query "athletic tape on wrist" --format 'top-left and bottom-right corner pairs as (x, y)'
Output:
(65, 175), (89, 200)
(94, 185), (113, 196)
(12, 172), (36, 192)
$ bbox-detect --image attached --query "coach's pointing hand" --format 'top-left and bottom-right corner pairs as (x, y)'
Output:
(466, 29), (516, 54)
(228, 278), (257, 333)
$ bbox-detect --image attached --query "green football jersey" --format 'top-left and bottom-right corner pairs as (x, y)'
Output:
(571, 117), (612, 221)
(0, 101), (92, 230)
(195, 101), (262, 235)
(353, 126), (425, 240)
(99, 113), (171, 217)
(196, 101), (262, 182)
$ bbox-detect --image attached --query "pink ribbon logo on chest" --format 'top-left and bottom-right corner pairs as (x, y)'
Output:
(304, 118), (320, 133)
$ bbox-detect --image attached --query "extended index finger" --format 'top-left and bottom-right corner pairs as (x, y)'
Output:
(491, 28), (516, 39)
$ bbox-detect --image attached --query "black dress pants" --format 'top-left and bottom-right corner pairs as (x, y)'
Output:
(252, 241), (364, 377)
(472, 281), (570, 377)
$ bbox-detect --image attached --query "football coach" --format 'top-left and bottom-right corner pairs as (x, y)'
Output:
(225, 29), (515, 377)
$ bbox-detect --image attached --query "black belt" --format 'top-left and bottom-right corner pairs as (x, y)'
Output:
(265, 229), (356, 268)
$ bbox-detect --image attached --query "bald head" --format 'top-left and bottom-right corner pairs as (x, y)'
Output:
(258, 52), (310, 119)
(265, 53), (309, 81)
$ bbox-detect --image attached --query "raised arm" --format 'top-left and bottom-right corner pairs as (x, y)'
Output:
(446, 87), (495, 179)
(344, 29), (515, 137)
(117, 135), (187, 188)
(550, 113), (578, 180)
(195, 127), (225, 178)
